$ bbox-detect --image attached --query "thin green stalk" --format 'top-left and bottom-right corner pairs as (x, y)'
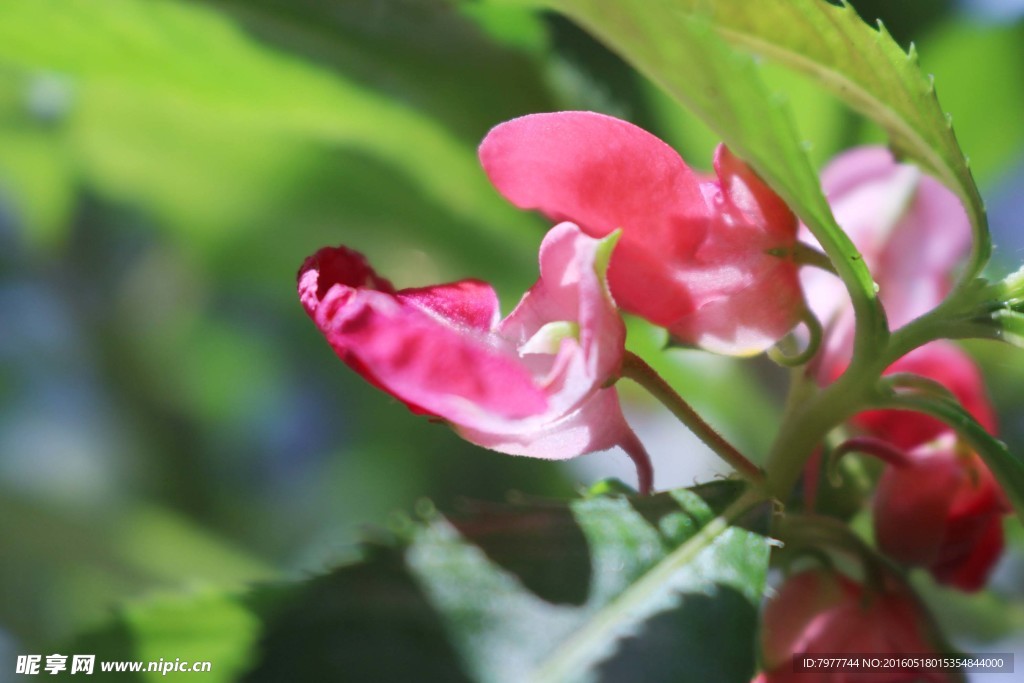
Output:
(792, 241), (837, 274)
(620, 352), (764, 484)
(762, 293), (974, 500)
(763, 375), (869, 500)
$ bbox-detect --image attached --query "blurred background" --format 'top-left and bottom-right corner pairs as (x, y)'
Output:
(1, 0), (1023, 673)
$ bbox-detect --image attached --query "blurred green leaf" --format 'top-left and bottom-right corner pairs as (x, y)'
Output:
(0, 70), (76, 246)
(61, 482), (769, 683)
(918, 21), (1024, 185)
(0, 0), (547, 284)
(915, 576), (1024, 644)
(59, 590), (268, 683)
(0, 493), (276, 646)
(212, 0), (554, 141)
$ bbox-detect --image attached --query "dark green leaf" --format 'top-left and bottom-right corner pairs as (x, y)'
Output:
(58, 482), (770, 683)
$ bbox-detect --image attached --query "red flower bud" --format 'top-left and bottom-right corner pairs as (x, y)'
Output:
(874, 434), (1009, 592)
(758, 569), (953, 683)
(855, 342), (997, 450)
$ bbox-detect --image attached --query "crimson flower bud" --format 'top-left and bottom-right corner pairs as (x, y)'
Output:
(874, 434), (1009, 592)
(757, 569), (953, 683)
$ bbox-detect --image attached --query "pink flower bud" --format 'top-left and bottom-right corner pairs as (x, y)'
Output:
(298, 223), (652, 489)
(758, 570), (953, 683)
(480, 111), (804, 356)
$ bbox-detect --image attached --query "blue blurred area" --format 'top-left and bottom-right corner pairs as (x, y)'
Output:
(987, 160), (1024, 262)
(961, 0), (1024, 22)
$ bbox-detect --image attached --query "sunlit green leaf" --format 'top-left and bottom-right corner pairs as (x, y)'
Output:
(663, 0), (990, 279)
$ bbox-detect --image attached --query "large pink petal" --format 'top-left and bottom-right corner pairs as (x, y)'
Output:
(664, 146), (802, 354)
(666, 264), (804, 355)
(479, 112), (707, 250)
(399, 280), (502, 335)
(480, 111), (709, 329)
(299, 246), (549, 423)
(481, 114), (803, 354)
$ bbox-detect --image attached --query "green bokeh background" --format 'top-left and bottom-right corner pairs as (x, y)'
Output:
(1, 0), (1022, 667)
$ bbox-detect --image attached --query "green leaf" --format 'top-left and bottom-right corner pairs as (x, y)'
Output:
(0, 492), (277, 646)
(59, 483), (770, 683)
(495, 0), (888, 361)
(916, 20), (1024, 185)
(879, 392), (1024, 526)
(55, 589), (275, 683)
(665, 0), (989, 280)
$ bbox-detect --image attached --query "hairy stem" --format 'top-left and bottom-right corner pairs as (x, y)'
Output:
(617, 429), (654, 495)
(620, 352), (764, 484)
(792, 241), (837, 274)
(829, 436), (911, 485)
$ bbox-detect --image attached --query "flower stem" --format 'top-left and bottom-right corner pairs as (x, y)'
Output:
(828, 436), (912, 485)
(617, 429), (654, 495)
(792, 242), (837, 274)
(620, 352), (765, 484)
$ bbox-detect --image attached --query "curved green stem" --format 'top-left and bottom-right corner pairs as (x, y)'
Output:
(768, 308), (823, 367)
(762, 294), (981, 501)
(827, 436), (911, 485)
(792, 241), (837, 274)
(620, 352), (765, 484)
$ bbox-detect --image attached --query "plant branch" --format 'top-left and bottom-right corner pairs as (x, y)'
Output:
(792, 241), (837, 274)
(620, 352), (764, 484)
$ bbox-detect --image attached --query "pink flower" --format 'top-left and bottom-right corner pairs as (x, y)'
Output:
(873, 433), (1009, 592)
(479, 111), (804, 356)
(850, 343), (1009, 591)
(802, 147), (971, 379)
(758, 569), (952, 683)
(298, 222), (652, 491)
